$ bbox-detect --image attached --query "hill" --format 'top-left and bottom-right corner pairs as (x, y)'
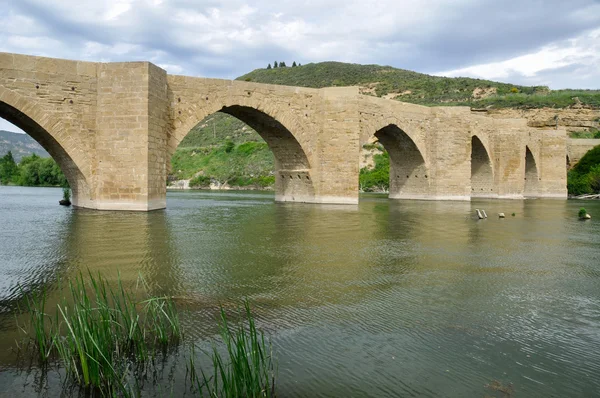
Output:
(0, 130), (49, 162)
(237, 62), (600, 109)
(170, 113), (274, 189)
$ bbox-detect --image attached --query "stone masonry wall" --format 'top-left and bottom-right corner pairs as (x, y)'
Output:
(0, 53), (571, 211)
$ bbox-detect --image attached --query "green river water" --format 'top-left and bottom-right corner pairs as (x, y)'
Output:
(0, 186), (599, 397)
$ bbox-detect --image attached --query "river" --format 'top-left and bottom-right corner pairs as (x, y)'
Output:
(0, 186), (599, 397)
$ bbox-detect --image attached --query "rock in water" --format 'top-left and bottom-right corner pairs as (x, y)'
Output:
(498, 213), (505, 218)
(585, 213), (592, 219)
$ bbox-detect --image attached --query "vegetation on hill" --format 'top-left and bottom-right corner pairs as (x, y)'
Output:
(0, 151), (67, 187)
(237, 62), (600, 109)
(568, 128), (600, 139)
(0, 130), (49, 162)
(171, 113), (274, 189)
(567, 145), (600, 196)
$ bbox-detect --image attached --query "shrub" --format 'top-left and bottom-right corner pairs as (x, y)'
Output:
(359, 152), (390, 192)
(579, 208), (587, 218)
(190, 174), (211, 187)
(224, 140), (235, 153)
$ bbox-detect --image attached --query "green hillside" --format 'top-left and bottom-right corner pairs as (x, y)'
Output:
(237, 62), (600, 108)
(171, 113), (274, 189)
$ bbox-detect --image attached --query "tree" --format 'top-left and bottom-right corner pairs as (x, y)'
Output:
(280, 61), (287, 67)
(273, 61), (278, 68)
(292, 61), (297, 67)
(267, 63), (272, 69)
(0, 151), (18, 185)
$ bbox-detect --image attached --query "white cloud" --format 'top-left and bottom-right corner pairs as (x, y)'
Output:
(436, 28), (600, 88)
(0, 0), (599, 86)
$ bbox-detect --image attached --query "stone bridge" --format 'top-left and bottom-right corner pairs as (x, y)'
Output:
(0, 53), (567, 210)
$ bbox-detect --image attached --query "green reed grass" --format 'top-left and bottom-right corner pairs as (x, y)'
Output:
(18, 272), (181, 395)
(188, 300), (275, 397)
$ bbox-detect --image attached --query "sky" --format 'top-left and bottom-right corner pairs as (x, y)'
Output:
(1, 0), (599, 133)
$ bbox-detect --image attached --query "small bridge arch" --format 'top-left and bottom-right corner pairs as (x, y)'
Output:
(470, 135), (495, 197)
(524, 145), (540, 197)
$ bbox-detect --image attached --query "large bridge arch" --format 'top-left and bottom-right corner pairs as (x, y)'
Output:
(470, 135), (495, 197)
(168, 82), (316, 202)
(0, 86), (92, 207)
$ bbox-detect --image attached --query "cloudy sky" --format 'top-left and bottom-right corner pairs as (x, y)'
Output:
(1, 0), (599, 132)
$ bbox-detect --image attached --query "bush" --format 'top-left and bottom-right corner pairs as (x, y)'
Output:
(568, 145), (600, 195)
(359, 152), (390, 192)
(224, 140), (235, 153)
(579, 208), (587, 218)
(189, 174), (211, 187)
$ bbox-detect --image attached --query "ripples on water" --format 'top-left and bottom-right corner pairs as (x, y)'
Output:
(0, 186), (599, 397)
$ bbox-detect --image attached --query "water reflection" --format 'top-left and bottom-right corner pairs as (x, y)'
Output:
(0, 187), (599, 397)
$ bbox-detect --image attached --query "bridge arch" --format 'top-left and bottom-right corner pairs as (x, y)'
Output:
(169, 96), (315, 202)
(0, 87), (91, 206)
(366, 122), (430, 199)
(470, 135), (495, 197)
(524, 145), (539, 197)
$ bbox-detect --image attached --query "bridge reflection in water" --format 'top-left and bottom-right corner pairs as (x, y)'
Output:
(0, 188), (599, 397)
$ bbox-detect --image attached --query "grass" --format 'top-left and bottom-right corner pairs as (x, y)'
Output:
(569, 128), (600, 139)
(17, 274), (276, 397)
(18, 272), (181, 396)
(188, 301), (275, 398)
(171, 140), (275, 188)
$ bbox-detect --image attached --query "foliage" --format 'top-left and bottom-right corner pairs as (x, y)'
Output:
(0, 152), (67, 187)
(267, 63), (272, 70)
(171, 140), (274, 188)
(189, 174), (211, 188)
(568, 128), (600, 139)
(579, 208), (587, 218)
(567, 145), (600, 195)
(62, 187), (71, 202)
(359, 151), (390, 192)
(237, 62), (600, 109)
(188, 301), (275, 398)
(224, 139), (235, 153)
(0, 150), (18, 184)
(18, 272), (181, 395)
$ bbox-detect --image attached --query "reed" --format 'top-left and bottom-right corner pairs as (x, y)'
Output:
(188, 300), (275, 397)
(18, 272), (181, 395)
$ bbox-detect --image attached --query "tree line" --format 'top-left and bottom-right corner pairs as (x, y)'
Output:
(267, 61), (300, 69)
(0, 151), (67, 187)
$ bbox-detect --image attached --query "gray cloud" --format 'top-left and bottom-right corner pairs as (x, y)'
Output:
(0, 0), (598, 88)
